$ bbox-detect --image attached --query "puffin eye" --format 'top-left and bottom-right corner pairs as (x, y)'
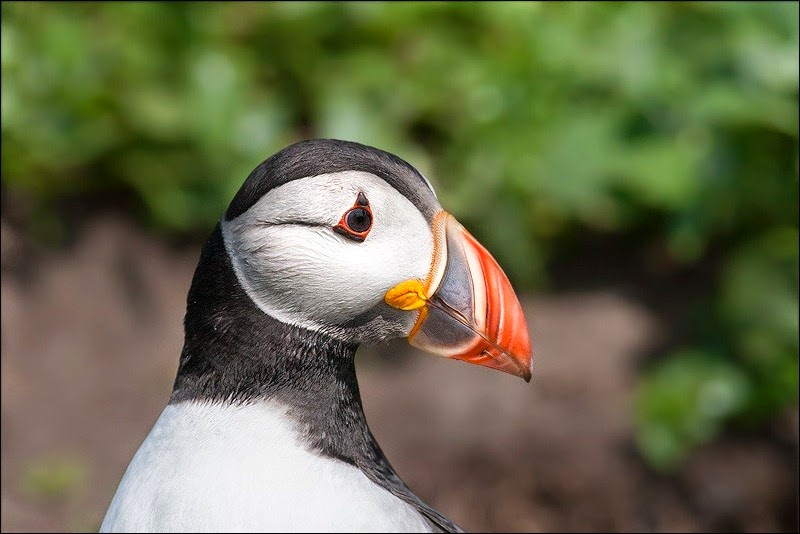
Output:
(346, 208), (371, 233)
(333, 193), (373, 242)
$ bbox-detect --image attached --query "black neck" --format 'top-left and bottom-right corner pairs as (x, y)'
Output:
(171, 224), (364, 460)
(170, 224), (462, 533)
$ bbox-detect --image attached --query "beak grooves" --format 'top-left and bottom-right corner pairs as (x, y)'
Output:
(386, 212), (533, 381)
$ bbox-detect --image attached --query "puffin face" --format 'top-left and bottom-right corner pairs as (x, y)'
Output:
(221, 140), (532, 380)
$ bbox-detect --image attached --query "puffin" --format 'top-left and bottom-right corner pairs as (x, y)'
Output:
(100, 139), (532, 533)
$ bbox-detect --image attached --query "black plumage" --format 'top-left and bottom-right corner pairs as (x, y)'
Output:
(225, 138), (440, 221)
(170, 140), (462, 532)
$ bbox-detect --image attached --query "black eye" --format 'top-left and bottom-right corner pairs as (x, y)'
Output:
(346, 208), (371, 233)
(333, 193), (374, 242)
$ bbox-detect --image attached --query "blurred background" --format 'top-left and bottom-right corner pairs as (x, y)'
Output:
(1, 2), (797, 532)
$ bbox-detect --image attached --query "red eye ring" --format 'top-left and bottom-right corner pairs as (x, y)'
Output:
(333, 193), (373, 242)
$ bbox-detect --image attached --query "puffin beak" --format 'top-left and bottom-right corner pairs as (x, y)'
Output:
(385, 212), (533, 381)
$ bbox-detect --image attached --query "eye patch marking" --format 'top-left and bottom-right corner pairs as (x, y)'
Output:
(333, 193), (373, 242)
(255, 219), (323, 229)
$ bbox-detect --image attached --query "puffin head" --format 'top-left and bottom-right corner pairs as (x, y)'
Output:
(219, 139), (532, 381)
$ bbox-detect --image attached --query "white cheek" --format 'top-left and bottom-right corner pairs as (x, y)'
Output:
(221, 172), (436, 334)
(245, 224), (432, 328)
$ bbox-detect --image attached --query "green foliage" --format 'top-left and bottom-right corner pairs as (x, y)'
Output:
(720, 228), (799, 421)
(2, 2), (797, 470)
(636, 350), (751, 471)
(638, 226), (799, 469)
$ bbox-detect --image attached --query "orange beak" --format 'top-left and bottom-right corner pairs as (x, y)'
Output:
(385, 212), (533, 381)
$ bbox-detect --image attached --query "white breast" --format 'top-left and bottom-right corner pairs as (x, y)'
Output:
(100, 401), (432, 533)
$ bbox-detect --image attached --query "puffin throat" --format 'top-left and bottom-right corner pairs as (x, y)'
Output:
(171, 224), (371, 465)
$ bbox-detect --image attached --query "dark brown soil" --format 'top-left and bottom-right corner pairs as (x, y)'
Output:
(1, 216), (797, 532)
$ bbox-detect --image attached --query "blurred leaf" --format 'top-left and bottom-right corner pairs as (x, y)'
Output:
(636, 350), (751, 471)
(720, 227), (799, 421)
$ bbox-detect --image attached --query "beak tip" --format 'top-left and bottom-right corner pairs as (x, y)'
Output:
(519, 352), (533, 382)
